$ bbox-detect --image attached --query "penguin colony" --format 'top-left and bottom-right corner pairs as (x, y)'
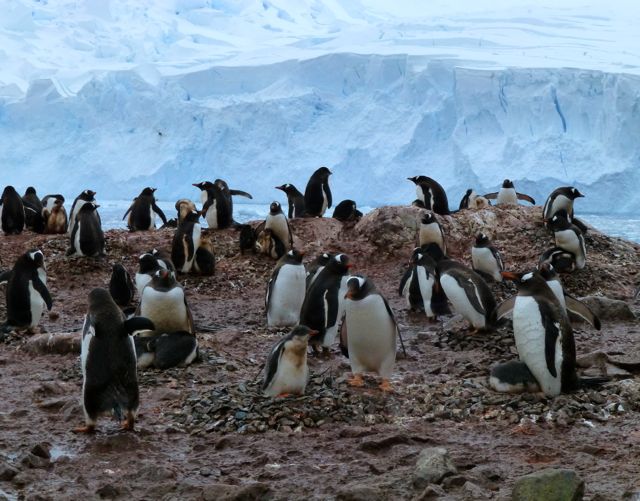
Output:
(0, 172), (611, 434)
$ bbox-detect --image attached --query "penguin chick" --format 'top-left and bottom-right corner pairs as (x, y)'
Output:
(266, 249), (306, 327)
(193, 236), (215, 276)
(332, 200), (362, 222)
(109, 264), (135, 307)
(175, 199), (197, 225)
(548, 210), (586, 270)
(471, 233), (504, 282)
(171, 210), (201, 273)
(255, 228), (286, 260)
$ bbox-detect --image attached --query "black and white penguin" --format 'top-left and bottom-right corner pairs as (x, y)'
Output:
(22, 187), (45, 233)
(109, 264), (135, 307)
(484, 179), (535, 206)
(76, 288), (154, 433)
(196, 179), (252, 229)
(150, 248), (175, 272)
(262, 325), (317, 397)
(548, 210), (586, 269)
(538, 247), (576, 274)
(332, 200), (362, 222)
(543, 186), (584, 226)
(193, 236), (215, 276)
(304, 167), (332, 217)
(266, 249), (306, 327)
(306, 252), (333, 290)
(458, 189), (476, 210)
(1, 186), (25, 235)
(399, 247), (449, 320)
(344, 275), (398, 391)
(418, 211), (447, 254)
(471, 233), (504, 282)
(43, 197), (68, 234)
(238, 224), (257, 255)
(0, 249), (52, 333)
(265, 201), (293, 251)
(171, 210), (201, 273)
(438, 258), (496, 332)
(134, 331), (198, 370)
(67, 202), (105, 257)
(68, 190), (97, 236)
(275, 184), (305, 219)
(407, 176), (450, 215)
(122, 187), (167, 231)
(135, 253), (161, 294)
(300, 253), (351, 350)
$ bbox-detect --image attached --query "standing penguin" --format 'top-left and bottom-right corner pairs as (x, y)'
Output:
(175, 199), (197, 225)
(193, 236), (215, 276)
(408, 176), (450, 215)
(196, 179), (252, 229)
(306, 252), (333, 289)
(458, 189), (477, 210)
(399, 248), (449, 320)
(266, 249), (306, 327)
(1, 186), (25, 235)
(255, 228), (286, 260)
(438, 258), (496, 332)
(263, 325), (317, 397)
(75, 288), (154, 433)
(343, 276), (398, 391)
(135, 251), (173, 295)
(22, 187), (45, 233)
(484, 179), (535, 206)
(109, 264), (135, 307)
(67, 202), (105, 257)
(332, 200), (363, 222)
(471, 233), (504, 282)
(543, 186), (584, 227)
(122, 187), (167, 231)
(43, 197), (67, 234)
(548, 210), (586, 270)
(304, 167), (332, 217)
(0, 249), (52, 333)
(418, 211), (447, 255)
(171, 210), (201, 273)
(300, 253), (352, 351)
(265, 201), (293, 251)
(137, 270), (194, 336)
(68, 190), (98, 236)
(276, 184), (306, 219)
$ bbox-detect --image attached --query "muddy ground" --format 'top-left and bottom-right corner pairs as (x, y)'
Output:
(1, 205), (640, 500)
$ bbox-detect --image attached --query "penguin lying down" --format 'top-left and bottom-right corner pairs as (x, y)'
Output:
(134, 332), (198, 370)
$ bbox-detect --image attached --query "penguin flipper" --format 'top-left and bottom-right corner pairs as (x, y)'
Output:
(124, 317), (155, 335)
(0, 270), (12, 284)
(287, 202), (293, 219)
(540, 302), (561, 378)
(483, 192), (499, 200)
(495, 296), (516, 320)
(230, 190), (253, 200)
(565, 295), (601, 330)
(515, 193), (536, 205)
(490, 246), (505, 272)
(382, 296), (405, 357)
(152, 203), (168, 224)
(33, 277), (53, 310)
(263, 337), (286, 391)
(286, 219), (294, 248)
(572, 217), (588, 234)
(265, 266), (280, 310)
(399, 267), (412, 296)
(153, 332), (197, 369)
(339, 316), (348, 358)
(122, 205), (133, 221)
(326, 185), (332, 209)
(452, 273), (485, 315)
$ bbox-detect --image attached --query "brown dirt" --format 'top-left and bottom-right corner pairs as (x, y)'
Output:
(1, 205), (640, 500)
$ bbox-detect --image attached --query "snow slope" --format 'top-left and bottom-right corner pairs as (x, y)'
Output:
(0, 1), (639, 212)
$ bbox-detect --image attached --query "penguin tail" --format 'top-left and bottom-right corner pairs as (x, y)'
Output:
(112, 404), (125, 422)
(577, 376), (610, 389)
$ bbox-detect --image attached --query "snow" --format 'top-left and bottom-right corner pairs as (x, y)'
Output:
(1, 1), (639, 213)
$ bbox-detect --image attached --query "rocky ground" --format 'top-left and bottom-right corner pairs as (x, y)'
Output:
(1, 205), (640, 500)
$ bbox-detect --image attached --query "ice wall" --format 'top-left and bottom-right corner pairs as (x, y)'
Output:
(1, 53), (639, 212)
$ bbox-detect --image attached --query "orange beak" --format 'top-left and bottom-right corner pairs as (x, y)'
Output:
(501, 271), (520, 281)
(309, 329), (319, 337)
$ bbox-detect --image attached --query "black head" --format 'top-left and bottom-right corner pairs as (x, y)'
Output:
(140, 187), (156, 196)
(269, 201), (282, 214)
(275, 184), (291, 192)
(289, 325), (318, 340)
(79, 202), (99, 213)
(421, 242), (446, 262)
(282, 249), (304, 264)
(138, 253), (159, 273)
(79, 189), (96, 201)
(183, 210), (200, 223)
(548, 209), (571, 230)
(421, 212), (436, 225)
(312, 166), (332, 179)
(537, 262), (558, 281)
(151, 269), (177, 289)
(327, 253), (352, 274)
(18, 249), (45, 270)
(502, 179), (514, 188)
(566, 187), (584, 199)
(214, 179), (230, 191)
(88, 287), (117, 311)
(345, 275), (372, 300)
(112, 263), (129, 278)
(25, 187), (37, 196)
(193, 181), (214, 191)
(475, 233), (490, 246)
(501, 270), (547, 294)
(411, 199), (426, 208)
(408, 175), (429, 184)
(2, 186), (17, 197)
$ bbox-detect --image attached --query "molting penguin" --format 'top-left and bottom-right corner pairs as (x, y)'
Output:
(76, 288), (154, 433)
(175, 199), (196, 225)
(109, 264), (135, 307)
(484, 179), (535, 206)
(306, 252), (333, 290)
(304, 167), (332, 217)
(171, 210), (201, 273)
(255, 228), (286, 260)
(437, 258), (496, 332)
(1, 186), (25, 235)
(276, 184), (305, 219)
(471, 233), (504, 282)
(193, 236), (215, 276)
(300, 253), (352, 351)
(265, 201), (293, 251)
(68, 190), (98, 236)
(399, 247), (449, 320)
(123, 187), (167, 231)
(67, 202), (105, 257)
(418, 211), (447, 254)
(43, 197), (67, 234)
(332, 200), (362, 222)
(266, 249), (306, 327)
(548, 210), (586, 269)
(408, 176), (450, 215)
(0, 249), (52, 333)
(238, 224), (257, 255)
(262, 325), (317, 397)
(22, 187), (45, 233)
(343, 275), (398, 391)
(543, 186), (584, 227)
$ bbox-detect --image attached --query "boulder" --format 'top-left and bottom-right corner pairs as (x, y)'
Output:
(512, 468), (584, 501)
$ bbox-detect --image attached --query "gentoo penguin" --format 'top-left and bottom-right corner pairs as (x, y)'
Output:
(407, 176), (450, 215)
(300, 253), (351, 351)
(67, 202), (105, 257)
(418, 211), (447, 254)
(0, 249), (52, 333)
(76, 288), (154, 433)
(263, 325), (317, 397)
(343, 275), (398, 391)
(304, 167), (332, 217)
(275, 184), (305, 219)
(22, 187), (45, 233)
(1, 186), (25, 235)
(489, 361), (541, 394)
(193, 236), (215, 276)
(399, 248), (449, 320)
(459, 189), (476, 210)
(171, 210), (201, 273)
(238, 224), (257, 255)
(484, 179), (535, 206)
(175, 199), (197, 225)
(543, 186), (584, 228)
(538, 247), (576, 274)
(134, 331), (198, 369)
(109, 264), (135, 307)
(255, 228), (286, 259)
(137, 270), (194, 336)
(306, 252), (333, 290)
(150, 248), (175, 272)
(42, 197), (67, 234)
(437, 258), (496, 332)
(68, 190), (97, 236)
(332, 200), (363, 222)
(471, 233), (504, 282)
(41, 193), (65, 212)
(548, 210), (586, 269)
(122, 187), (167, 231)
(265, 201), (293, 251)
(266, 249), (306, 327)
(135, 250), (174, 296)
(196, 179), (252, 229)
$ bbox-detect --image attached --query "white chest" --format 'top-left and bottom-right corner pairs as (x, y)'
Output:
(28, 281), (45, 327)
(265, 349), (309, 397)
(497, 188), (518, 205)
(267, 264), (306, 327)
(419, 223), (444, 250)
(140, 287), (188, 333)
(265, 214), (290, 248)
(440, 274), (486, 328)
(472, 247), (502, 281)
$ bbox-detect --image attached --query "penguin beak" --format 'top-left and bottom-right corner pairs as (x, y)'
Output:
(346, 263), (354, 269)
(309, 329), (319, 337)
(344, 291), (353, 299)
(501, 271), (521, 281)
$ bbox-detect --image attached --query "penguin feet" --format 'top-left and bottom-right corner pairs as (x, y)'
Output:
(348, 374), (364, 387)
(379, 379), (393, 392)
(121, 418), (135, 431)
(72, 425), (96, 434)
(276, 393), (292, 399)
